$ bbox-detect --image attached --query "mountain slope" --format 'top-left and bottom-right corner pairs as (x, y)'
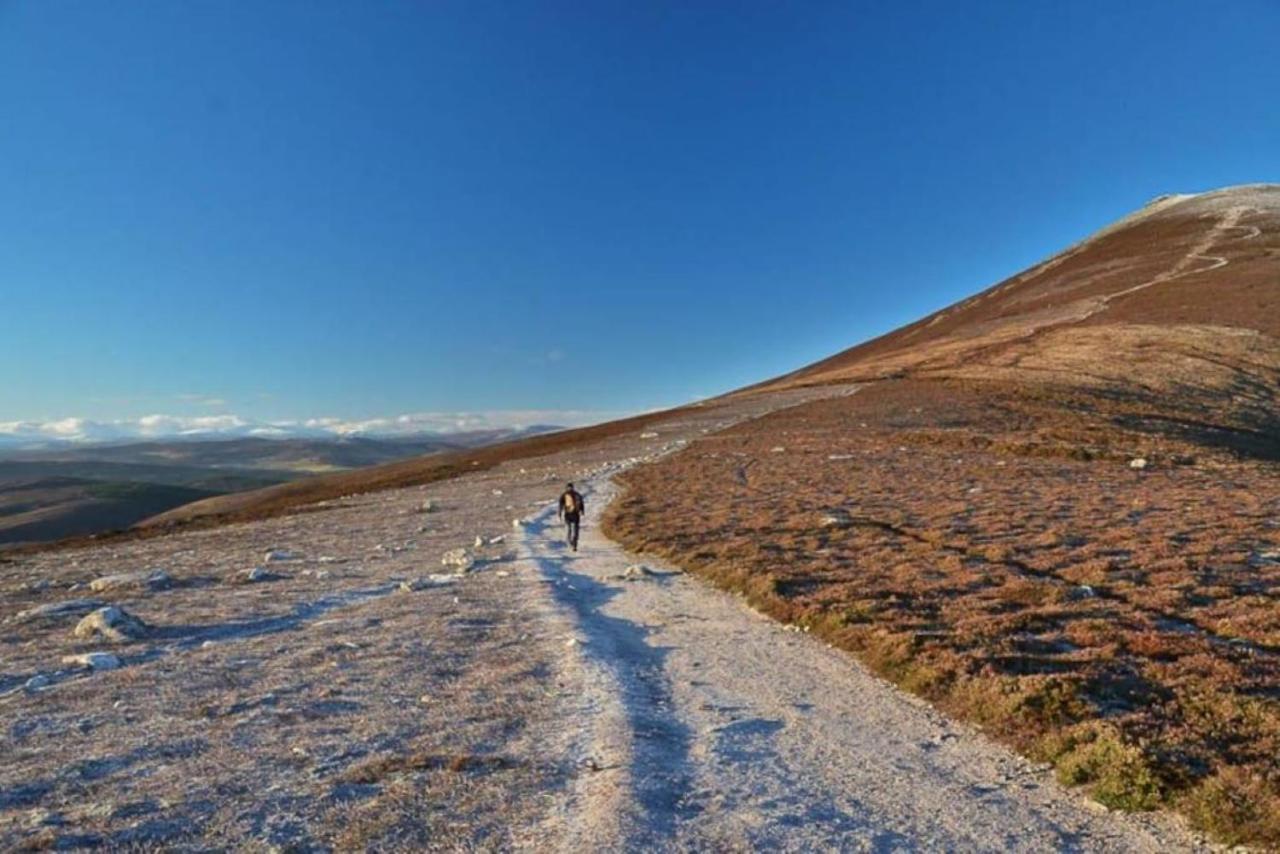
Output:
(760, 185), (1280, 455)
(605, 184), (1280, 845)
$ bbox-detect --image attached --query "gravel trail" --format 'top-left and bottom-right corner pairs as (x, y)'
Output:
(520, 478), (1207, 852)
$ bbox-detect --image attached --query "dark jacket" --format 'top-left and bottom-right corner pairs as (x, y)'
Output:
(559, 489), (585, 520)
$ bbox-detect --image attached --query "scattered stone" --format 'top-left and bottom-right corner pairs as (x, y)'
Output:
(441, 548), (475, 572)
(1129, 457), (1148, 470)
(640, 432), (659, 439)
(770, 446), (786, 453)
(89, 569), (172, 593)
(827, 454), (855, 461)
(73, 606), (149, 642)
(820, 509), (854, 529)
(619, 564), (658, 582)
(474, 536), (485, 548)
(23, 579), (52, 593)
(398, 574), (459, 592)
(417, 499), (436, 513)
(61, 652), (122, 671)
(1249, 549), (1280, 567)
(25, 674), (51, 692)
(14, 599), (106, 624)
(264, 549), (301, 563)
(243, 566), (272, 583)
(512, 518), (527, 531)
(487, 535), (505, 545)
(492, 489), (504, 496)
(1066, 585), (1097, 601)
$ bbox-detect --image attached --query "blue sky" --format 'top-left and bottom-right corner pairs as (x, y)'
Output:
(2, 1), (1278, 436)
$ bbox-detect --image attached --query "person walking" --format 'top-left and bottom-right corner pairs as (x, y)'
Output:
(558, 482), (585, 551)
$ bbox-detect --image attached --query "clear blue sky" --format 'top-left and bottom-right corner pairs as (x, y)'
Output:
(3, 1), (1278, 428)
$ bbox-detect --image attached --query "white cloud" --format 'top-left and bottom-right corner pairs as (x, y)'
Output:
(0, 409), (630, 447)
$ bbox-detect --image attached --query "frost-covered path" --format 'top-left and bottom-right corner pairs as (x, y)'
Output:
(520, 477), (1205, 852)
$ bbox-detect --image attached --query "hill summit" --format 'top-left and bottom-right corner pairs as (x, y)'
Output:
(764, 183), (1280, 458)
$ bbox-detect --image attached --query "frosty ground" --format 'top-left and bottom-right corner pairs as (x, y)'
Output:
(0, 387), (1207, 850)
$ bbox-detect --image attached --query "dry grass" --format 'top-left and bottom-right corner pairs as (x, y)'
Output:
(605, 377), (1280, 848)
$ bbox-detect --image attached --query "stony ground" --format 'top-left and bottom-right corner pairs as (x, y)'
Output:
(0, 387), (832, 850)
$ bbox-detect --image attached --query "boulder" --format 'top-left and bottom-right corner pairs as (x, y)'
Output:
(14, 599), (106, 623)
(61, 652), (122, 671)
(72, 606), (149, 642)
(89, 569), (172, 593)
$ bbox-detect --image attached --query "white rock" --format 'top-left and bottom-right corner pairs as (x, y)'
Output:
(770, 446), (786, 453)
(61, 652), (122, 671)
(89, 569), (172, 593)
(244, 566), (271, 583)
(72, 606), (149, 642)
(441, 548), (475, 572)
(512, 518), (527, 530)
(474, 536), (485, 548)
(25, 674), (51, 691)
(492, 489), (504, 496)
(620, 564), (657, 581)
(417, 499), (435, 513)
(264, 549), (300, 563)
(1129, 457), (1148, 470)
(820, 510), (854, 529)
(640, 432), (659, 439)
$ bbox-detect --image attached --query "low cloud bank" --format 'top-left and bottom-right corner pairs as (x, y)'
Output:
(0, 410), (631, 446)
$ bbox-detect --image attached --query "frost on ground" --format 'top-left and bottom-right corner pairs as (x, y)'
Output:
(0, 387), (832, 850)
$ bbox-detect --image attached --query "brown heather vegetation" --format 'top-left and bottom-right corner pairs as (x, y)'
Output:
(605, 377), (1280, 846)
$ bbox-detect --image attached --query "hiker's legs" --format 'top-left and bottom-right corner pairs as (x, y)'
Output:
(566, 518), (579, 550)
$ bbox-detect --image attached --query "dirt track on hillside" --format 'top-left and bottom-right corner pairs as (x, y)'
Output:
(521, 476), (1204, 851)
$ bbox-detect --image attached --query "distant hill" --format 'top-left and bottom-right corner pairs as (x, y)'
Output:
(0, 427), (557, 546)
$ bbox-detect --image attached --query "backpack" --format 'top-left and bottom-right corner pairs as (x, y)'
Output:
(563, 491), (580, 515)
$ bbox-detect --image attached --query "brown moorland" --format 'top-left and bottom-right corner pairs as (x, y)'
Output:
(606, 185), (1280, 846)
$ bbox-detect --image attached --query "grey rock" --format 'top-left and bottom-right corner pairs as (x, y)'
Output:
(61, 652), (122, 671)
(14, 599), (106, 623)
(245, 566), (272, 582)
(89, 569), (172, 593)
(72, 606), (149, 642)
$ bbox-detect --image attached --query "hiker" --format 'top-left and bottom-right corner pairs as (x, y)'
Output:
(558, 482), (585, 551)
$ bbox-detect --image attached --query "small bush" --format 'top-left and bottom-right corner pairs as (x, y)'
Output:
(1054, 727), (1163, 811)
(1182, 766), (1280, 848)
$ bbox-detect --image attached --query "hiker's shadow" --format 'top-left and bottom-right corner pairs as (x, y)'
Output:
(525, 510), (700, 833)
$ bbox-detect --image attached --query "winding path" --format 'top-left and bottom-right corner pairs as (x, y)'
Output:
(518, 476), (1205, 851)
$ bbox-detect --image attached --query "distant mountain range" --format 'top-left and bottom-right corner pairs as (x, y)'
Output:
(0, 427), (557, 546)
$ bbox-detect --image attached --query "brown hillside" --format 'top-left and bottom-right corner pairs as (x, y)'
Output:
(607, 184), (1280, 845)
(765, 184), (1280, 451)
